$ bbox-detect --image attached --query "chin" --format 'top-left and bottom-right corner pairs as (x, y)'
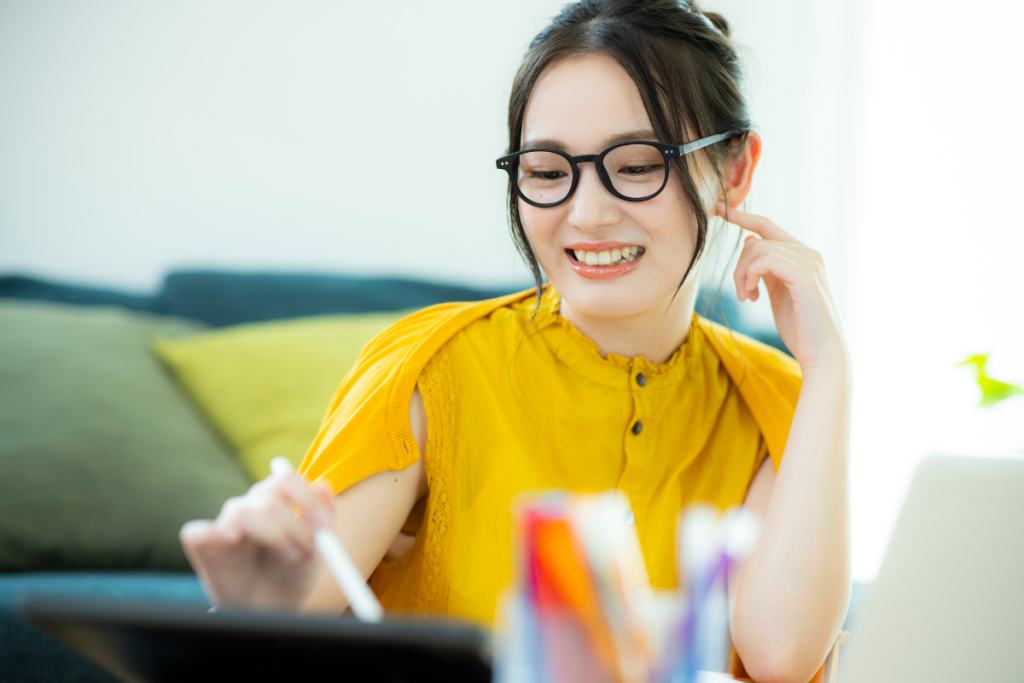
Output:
(553, 277), (664, 320)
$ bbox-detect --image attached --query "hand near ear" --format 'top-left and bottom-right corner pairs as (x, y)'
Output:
(716, 202), (848, 374)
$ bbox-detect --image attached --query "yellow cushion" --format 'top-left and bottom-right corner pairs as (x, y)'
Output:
(154, 312), (411, 480)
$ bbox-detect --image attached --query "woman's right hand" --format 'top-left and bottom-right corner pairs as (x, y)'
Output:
(179, 467), (335, 611)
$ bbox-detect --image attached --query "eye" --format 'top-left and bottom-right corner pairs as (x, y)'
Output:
(518, 151), (572, 184)
(618, 164), (662, 176)
(531, 170), (568, 181)
(606, 143), (666, 182)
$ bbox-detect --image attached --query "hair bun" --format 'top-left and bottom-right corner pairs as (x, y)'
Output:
(702, 11), (730, 37)
(687, 2), (731, 37)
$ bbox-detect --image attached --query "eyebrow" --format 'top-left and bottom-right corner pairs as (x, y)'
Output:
(521, 130), (659, 152)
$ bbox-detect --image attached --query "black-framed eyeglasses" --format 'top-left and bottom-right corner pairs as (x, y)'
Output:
(495, 130), (742, 208)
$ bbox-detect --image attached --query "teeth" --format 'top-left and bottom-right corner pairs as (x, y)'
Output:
(572, 247), (643, 266)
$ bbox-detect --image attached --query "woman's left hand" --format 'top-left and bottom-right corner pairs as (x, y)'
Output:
(716, 201), (848, 374)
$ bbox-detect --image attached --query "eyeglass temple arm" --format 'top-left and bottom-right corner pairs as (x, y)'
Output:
(679, 130), (744, 156)
(495, 130), (745, 166)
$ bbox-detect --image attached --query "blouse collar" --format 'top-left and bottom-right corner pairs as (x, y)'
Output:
(527, 286), (704, 390)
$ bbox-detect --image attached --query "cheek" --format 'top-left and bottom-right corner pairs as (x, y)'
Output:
(520, 202), (562, 255)
(641, 177), (698, 253)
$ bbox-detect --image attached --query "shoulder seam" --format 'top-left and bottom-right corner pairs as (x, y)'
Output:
(384, 289), (540, 469)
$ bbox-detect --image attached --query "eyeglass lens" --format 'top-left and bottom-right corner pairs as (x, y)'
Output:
(516, 142), (668, 205)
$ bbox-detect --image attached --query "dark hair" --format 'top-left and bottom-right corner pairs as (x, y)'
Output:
(505, 0), (752, 296)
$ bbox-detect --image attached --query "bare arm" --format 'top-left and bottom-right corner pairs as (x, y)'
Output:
(182, 387), (429, 613)
(299, 387), (429, 613)
(720, 204), (852, 683)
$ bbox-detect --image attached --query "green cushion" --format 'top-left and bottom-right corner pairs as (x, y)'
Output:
(0, 302), (251, 571)
(153, 311), (410, 481)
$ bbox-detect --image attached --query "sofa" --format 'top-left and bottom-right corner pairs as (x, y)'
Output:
(0, 269), (821, 682)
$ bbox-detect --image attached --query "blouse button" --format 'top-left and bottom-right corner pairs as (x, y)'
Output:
(632, 421), (643, 435)
(636, 373), (647, 387)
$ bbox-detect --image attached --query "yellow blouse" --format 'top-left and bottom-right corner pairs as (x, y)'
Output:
(300, 286), (801, 626)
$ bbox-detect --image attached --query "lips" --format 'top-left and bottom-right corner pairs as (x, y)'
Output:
(565, 247), (645, 279)
(570, 245), (644, 266)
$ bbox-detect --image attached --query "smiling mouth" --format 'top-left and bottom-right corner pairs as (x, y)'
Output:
(566, 246), (645, 266)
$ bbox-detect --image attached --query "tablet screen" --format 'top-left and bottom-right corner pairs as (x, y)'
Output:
(20, 596), (491, 683)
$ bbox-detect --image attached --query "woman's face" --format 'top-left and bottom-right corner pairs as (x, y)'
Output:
(520, 53), (709, 319)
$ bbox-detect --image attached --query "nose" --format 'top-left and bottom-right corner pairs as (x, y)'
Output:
(567, 162), (621, 234)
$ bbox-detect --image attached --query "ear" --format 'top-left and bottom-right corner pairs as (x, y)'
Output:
(719, 131), (762, 207)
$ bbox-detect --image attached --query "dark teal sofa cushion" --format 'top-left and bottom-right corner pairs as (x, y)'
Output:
(0, 572), (205, 683)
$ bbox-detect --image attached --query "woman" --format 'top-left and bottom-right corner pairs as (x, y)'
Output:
(180, 2), (851, 681)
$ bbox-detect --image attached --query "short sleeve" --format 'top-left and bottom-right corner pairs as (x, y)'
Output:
(298, 289), (537, 495)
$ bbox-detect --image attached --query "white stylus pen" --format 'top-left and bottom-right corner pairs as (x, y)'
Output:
(270, 457), (384, 623)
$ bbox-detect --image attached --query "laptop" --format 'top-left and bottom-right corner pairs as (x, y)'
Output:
(839, 456), (1024, 682)
(20, 597), (491, 682)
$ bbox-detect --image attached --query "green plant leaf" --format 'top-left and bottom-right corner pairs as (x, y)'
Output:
(958, 354), (1024, 408)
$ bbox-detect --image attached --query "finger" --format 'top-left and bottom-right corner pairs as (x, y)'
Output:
(313, 481), (336, 510)
(715, 201), (801, 245)
(269, 472), (332, 530)
(179, 519), (245, 581)
(180, 519), (233, 555)
(737, 239), (823, 286)
(746, 236), (823, 264)
(728, 226), (824, 268)
(763, 239), (824, 266)
(734, 238), (822, 299)
(733, 235), (760, 301)
(233, 507), (306, 564)
(179, 519), (230, 589)
(219, 489), (316, 556)
(251, 493), (316, 558)
(266, 495), (316, 557)
(743, 251), (813, 295)
(220, 495), (307, 564)
(751, 245), (821, 290)
(734, 237), (790, 301)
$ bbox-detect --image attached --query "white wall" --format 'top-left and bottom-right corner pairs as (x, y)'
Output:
(847, 0), (1024, 579)
(0, 0), (850, 300)
(0, 1), (549, 290)
(710, 0), (1024, 581)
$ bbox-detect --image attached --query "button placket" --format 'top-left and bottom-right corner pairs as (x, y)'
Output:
(619, 361), (652, 493)
(632, 364), (649, 436)
(620, 387), (651, 494)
